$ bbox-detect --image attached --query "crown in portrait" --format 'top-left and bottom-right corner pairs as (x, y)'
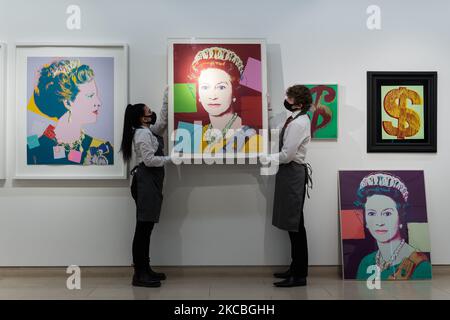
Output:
(358, 172), (409, 202)
(191, 47), (244, 76)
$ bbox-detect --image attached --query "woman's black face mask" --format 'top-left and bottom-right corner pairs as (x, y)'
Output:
(143, 113), (157, 125)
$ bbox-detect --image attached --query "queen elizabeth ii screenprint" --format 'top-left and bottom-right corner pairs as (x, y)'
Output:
(338, 170), (432, 280)
(168, 39), (268, 160)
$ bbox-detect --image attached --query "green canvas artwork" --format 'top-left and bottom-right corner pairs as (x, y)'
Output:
(306, 84), (338, 139)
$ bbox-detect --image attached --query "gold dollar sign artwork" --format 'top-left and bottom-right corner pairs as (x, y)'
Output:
(382, 87), (422, 139)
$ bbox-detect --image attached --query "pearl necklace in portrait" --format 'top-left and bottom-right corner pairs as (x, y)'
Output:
(204, 113), (238, 146)
(375, 239), (406, 271)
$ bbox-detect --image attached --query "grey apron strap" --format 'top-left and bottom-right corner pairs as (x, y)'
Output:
(304, 163), (313, 198)
(130, 164), (140, 176)
(130, 164), (141, 202)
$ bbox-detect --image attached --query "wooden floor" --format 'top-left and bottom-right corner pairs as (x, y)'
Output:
(0, 266), (449, 300)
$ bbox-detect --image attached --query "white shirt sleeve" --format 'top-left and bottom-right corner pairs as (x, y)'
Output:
(134, 129), (169, 167)
(150, 88), (168, 136)
(270, 118), (309, 164)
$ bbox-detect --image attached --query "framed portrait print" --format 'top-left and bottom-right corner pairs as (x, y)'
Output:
(305, 84), (338, 139)
(15, 43), (128, 179)
(0, 43), (6, 179)
(338, 170), (432, 280)
(168, 38), (268, 161)
(367, 71), (437, 152)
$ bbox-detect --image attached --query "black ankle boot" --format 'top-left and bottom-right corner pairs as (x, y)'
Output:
(148, 265), (167, 281)
(274, 276), (307, 288)
(132, 266), (161, 288)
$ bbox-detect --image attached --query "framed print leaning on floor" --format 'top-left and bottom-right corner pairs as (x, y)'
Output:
(338, 170), (432, 280)
(168, 38), (268, 162)
(0, 43), (6, 179)
(15, 43), (128, 179)
(367, 71), (437, 153)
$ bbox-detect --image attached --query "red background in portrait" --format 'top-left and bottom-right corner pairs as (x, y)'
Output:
(173, 43), (263, 130)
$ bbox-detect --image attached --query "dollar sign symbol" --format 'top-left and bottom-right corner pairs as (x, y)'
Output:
(310, 86), (335, 138)
(382, 87), (422, 139)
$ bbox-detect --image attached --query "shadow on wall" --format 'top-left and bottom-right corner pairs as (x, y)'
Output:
(158, 163), (265, 261)
(255, 43), (291, 266)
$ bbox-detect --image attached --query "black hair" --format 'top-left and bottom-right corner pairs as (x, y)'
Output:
(120, 103), (146, 161)
(286, 85), (313, 110)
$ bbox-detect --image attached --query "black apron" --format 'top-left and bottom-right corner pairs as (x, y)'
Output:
(272, 110), (312, 232)
(130, 134), (165, 222)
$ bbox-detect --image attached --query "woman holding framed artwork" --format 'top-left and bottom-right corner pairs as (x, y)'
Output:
(263, 85), (313, 287)
(120, 89), (173, 288)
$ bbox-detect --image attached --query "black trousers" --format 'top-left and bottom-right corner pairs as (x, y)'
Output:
(288, 219), (308, 277)
(132, 221), (155, 269)
(288, 173), (309, 278)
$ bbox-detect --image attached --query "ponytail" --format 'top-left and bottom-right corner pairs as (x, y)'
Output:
(120, 103), (146, 161)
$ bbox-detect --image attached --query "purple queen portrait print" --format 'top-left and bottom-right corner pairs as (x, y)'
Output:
(338, 170), (432, 280)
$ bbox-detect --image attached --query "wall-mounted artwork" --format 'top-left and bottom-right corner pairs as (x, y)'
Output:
(0, 43), (6, 179)
(367, 72), (437, 152)
(305, 84), (338, 139)
(15, 44), (128, 179)
(338, 170), (432, 280)
(168, 39), (268, 160)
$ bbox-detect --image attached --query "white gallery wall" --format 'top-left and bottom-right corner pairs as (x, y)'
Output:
(0, 0), (449, 266)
